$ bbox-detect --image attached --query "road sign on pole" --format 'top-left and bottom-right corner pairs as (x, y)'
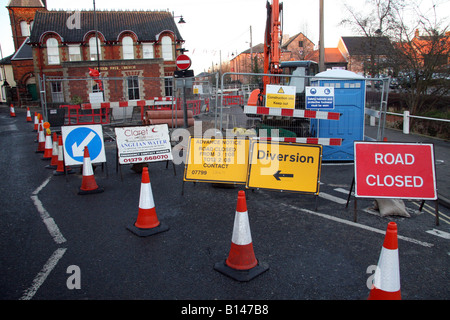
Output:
(61, 124), (106, 166)
(176, 54), (191, 70)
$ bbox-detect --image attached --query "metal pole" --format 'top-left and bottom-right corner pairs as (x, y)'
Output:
(183, 79), (188, 128)
(319, 0), (325, 72)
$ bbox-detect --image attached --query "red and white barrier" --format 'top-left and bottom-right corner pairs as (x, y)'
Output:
(256, 137), (342, 146)
(244, 105), (340, 120)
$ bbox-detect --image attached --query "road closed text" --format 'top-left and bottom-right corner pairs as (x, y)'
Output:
(366, 152), (423, 187)
(354, 142), (437, 199)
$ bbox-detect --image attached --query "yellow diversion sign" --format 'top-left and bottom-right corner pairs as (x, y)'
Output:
(246, 140), (322, 194)
(184, 137), (249, 184)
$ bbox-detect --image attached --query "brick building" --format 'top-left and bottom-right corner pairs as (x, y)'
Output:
(6, 0), (185, 106)
(7, 0), (47, 105)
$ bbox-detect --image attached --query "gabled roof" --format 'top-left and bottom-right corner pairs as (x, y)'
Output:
(7, 0), (45, 7)
(0, 54), (14, 65)
(11, 37), (33, 61)
(281, 32), (315, 48)
(341, 36), (394, 55)
(241, 43), (265, 54)
(29, 10), (183, 44)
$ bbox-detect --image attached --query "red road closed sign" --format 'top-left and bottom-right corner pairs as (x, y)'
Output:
(354, 142), (437, 199)
(176, 54), (191, 70)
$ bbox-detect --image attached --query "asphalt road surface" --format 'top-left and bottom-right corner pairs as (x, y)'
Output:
(1, 106), (449, 312)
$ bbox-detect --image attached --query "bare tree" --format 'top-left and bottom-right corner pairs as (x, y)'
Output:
(342, 0), (449, 115)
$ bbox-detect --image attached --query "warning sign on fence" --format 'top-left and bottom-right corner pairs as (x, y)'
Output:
(115, 124), (172, 164)
(354, 141), (437, 199)
(265, 85), (296, 109)
(246, 140), (322, 194)
(184, 137), (249, 184)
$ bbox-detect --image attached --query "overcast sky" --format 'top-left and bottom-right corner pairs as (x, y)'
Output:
(1, 0), (449, 73)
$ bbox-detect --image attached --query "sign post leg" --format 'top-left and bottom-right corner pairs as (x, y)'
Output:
(346, 176), (354, 208)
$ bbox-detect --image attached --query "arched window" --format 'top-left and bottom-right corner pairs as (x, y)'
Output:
(46, 38), (60, 65)
(142, 43), (154, 59)
(89, 37), (102, 61)
(122, 36), (134, 59)
(20, 21), (30, 36)
(161, 36), (173, 61)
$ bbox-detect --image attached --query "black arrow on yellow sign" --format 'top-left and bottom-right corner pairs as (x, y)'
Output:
(273, 170), (294, 181)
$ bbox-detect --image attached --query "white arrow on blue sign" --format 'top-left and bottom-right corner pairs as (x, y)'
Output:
(61, 124), (106, 166)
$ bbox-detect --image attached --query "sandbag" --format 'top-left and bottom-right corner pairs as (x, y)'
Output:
(373, 199), (410, 217)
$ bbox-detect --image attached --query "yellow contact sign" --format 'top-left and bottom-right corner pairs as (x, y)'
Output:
(184, 137), (249, 184)
(246, 140), (322, 194)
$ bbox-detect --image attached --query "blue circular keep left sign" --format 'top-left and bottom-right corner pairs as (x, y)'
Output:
(61, 125), (106, 165)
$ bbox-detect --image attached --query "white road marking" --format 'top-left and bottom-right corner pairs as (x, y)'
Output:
(426, 229), (450, 240)
(20, 248), (67, 300)
(30, 175), (66, 244)
(281, 204), (434, 248)
(318, 192), (348, 204)
(24, 176), (67, 300)
(30, 195), (66, 244)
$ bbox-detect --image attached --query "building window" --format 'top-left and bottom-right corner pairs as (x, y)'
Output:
(51, 81), (64, 102)
(122, 36), (134, 59)
(20, 21), (30, 36)
(164, 77), (173, 96)
(47, 38), (60, 65)
(161, 36), (173, 61)
(68, 45), (81, 61)
(143, 43), (154, 59)
(127, 76), (140, 100)
(89, 37), (102, 61)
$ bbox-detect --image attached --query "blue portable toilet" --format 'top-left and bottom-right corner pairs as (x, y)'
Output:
(309, 70), (366, 161)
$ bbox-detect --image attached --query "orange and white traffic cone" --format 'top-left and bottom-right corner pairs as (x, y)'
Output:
(368, 222), (401, 300)
(35, 114), (43, 142)
(33, 112), (39, 131)
(42, 129), (53, 160)
(214, 190), (269, 281)
(35, 121), (45, 153)
(78, 146), (104, 195)
(26, 107), (32, 122)
(53, 135), (74, 176)
(10, 104), (15, 117)
(46, 132), (59, 169)
(127, 167), (169, 237)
